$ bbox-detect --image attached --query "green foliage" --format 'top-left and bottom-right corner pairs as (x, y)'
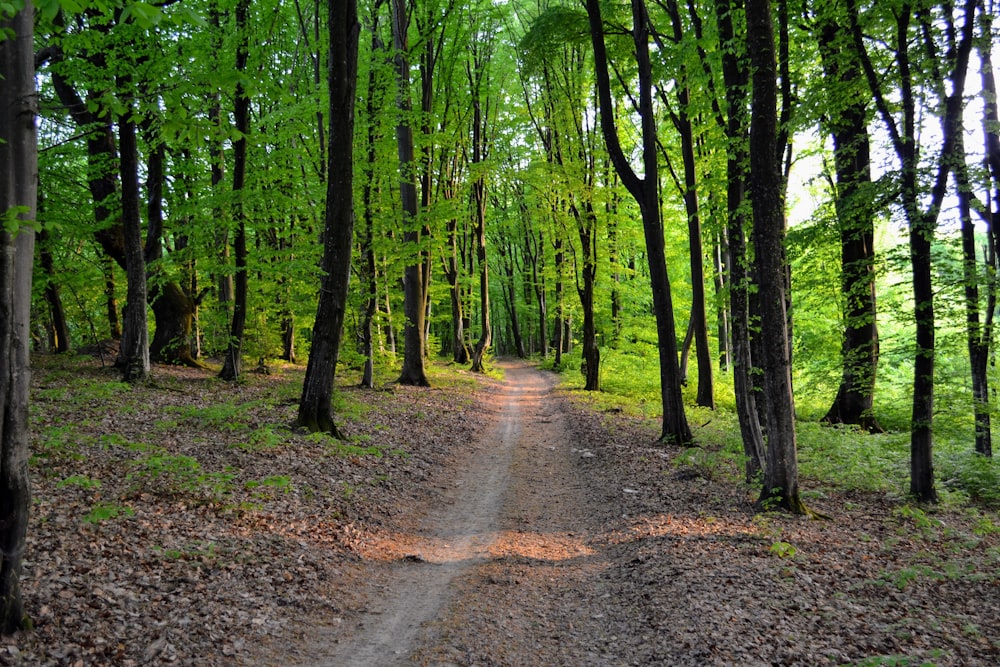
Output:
(231, 425), (287, 452)
(57, 474), (101, 490)
(937, 453), (1000, 507)
(127, 451), (237, 501)
(843, 655), (940, 667)
(796, 422), (909, 494)
(768, 541), (797, 559)
(164, 402), (251, 431)
(84, 502), (135, 524)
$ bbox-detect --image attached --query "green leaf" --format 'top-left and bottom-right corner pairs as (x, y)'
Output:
(120, 1), (162, 28)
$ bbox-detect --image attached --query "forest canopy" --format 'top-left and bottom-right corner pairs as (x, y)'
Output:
(9, 0), (1000, 556)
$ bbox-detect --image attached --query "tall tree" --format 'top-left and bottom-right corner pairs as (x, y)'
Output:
(813, 0), (880, 431)
(467, 18), (496, 373)
(0, 0), (37, 632)
(116, 67), (151, 383)
(586, 0), (693, 445)
(747, 0), (803, 512)
(393, 0), (430, 386)
(662, 0), (714, 409)
(847, 0), (976, 501)
(713, 0), (765, 480)
(296, 0), (361, 434)
(219, 0), (253, 381)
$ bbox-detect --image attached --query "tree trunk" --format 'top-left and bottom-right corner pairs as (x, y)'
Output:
(715, 0), (764, 481)
(219, 0), (252, 382)
(116, 79), (150, 384)
(586, 0), (692, 445)
(38, 229), (70, 353)
(816, 11), (880, 431)
(104, 254), (122, 340)
(0, 1), (36, 632)
(149, 282), (204, 367)
(748, 0), (803, 512)
(296, 0), (360, 434)
(392, 0), (429, 387)
(665, 0), (713, 408)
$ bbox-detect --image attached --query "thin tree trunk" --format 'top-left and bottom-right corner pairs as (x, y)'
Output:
(816, 10), (880, 431)
(220, 0), (252, 382)
(716, 0), (764, 480)
(38, 229), (70, 353)
(0, 1), (36, 631)
(665, 0), (713, 408)
(586, 0), (692, 445)
(104, 254), (121, 340)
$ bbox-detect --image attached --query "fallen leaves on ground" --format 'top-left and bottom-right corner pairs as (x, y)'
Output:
(5, 354), (1000, 666)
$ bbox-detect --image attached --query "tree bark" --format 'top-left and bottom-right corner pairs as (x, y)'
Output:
(38, 229), (70, 353)
(665, 0), (714, 409)
(296, 0), (360, 434)
(715, 0), (765, 481)
(816, 8), (880, 431)
(747, 0), (803, 512)
(116, 76), (150, 384)
(219, 0), (252, 382)
(392, 0), (429, 387)
(0, 1), (36, 632)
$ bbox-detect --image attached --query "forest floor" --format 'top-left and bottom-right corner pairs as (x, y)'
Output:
(4, 355), (1000, 666)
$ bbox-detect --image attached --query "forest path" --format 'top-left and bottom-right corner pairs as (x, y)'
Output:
(281, 360), (615, 666)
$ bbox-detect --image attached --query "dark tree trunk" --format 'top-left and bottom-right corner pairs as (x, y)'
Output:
(531, 227), (548, 360)
(446, 215), (470, 364)
(296, 0), (360, 434)
(665, 0), (713, 408)
(816, 10), (880, 431)
(116, 78), (150, 384)
(586, 0), (692, 445)
(220, 0), (252, 382)
(847, 0), (976, 502)
(716, 0), (765, 482)
(360, 15), (386, 387)
(392, 0), (429, 387)
(950, 5), (993, 458)
(149, 282), (203, 367)
(972, 12), (1000, 456)
(104, 255), (122, 340)
(38, 229), (70, 353)
(553, 233), (564, 368)
(500, 239), (527, 359)
(571, 200), (600, 390)
(748, 0), (803, 513)
(470, 172), (491, 373)
(0, 2), (36, 632)
(713, 229), (730, 372)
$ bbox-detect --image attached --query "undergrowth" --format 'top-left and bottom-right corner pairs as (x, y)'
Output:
(554, 344), (1000, 509)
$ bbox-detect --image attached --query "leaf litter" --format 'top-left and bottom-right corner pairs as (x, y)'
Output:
(4, 354), (1000, 666)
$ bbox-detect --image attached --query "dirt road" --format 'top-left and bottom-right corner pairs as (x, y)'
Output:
(298, 361), (614, 666)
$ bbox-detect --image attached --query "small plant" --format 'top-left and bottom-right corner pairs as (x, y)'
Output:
(245, 475), (293, 497)
(153, 542), (218, 562)
(33, 424), (89, 463)
(57, 475), (101, 490)
(84, 502), (135, 524)
(769, 541), (797, 559)
(232, 425), (286, 451)
(128, 452), (237, 501)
